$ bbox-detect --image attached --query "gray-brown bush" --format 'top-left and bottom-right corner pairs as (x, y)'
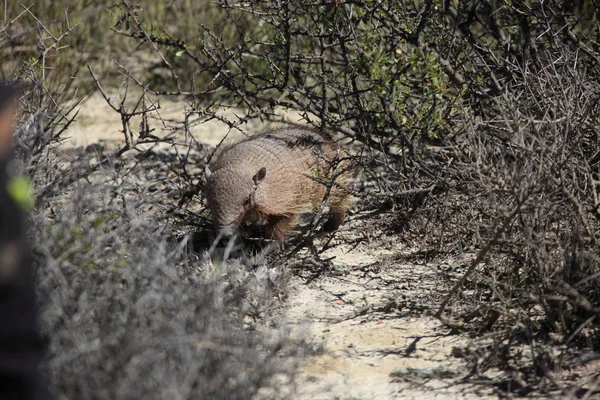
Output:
(431, 49), (600, 394)
(33, 176), (292, 399)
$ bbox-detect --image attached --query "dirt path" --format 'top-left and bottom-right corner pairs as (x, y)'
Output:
(69, 94), (498, 400)
(274, 234), (496, 399)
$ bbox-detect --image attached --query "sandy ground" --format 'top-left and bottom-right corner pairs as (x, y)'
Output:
(283, 241), (495, 400)
(68, 93), (499, 400)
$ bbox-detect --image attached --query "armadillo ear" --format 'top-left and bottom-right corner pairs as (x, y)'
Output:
(252, 167), (267, 186)
(204, 164), (212, 179)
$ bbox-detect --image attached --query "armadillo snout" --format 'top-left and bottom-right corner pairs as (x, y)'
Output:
(206, 167), (254, 230)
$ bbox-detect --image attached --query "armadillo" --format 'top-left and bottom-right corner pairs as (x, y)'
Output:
(205, 127), (355, 239)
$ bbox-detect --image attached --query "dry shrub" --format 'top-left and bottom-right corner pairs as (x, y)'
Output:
(19, 94), (296, 400)
(422, 48), (600, 394)
(33, 176), (292, 399)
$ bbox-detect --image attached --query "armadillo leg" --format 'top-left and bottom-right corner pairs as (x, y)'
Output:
(266, 214), (299, 240)
(323, 193), (350, 232)
(323, 209), (344, 232)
